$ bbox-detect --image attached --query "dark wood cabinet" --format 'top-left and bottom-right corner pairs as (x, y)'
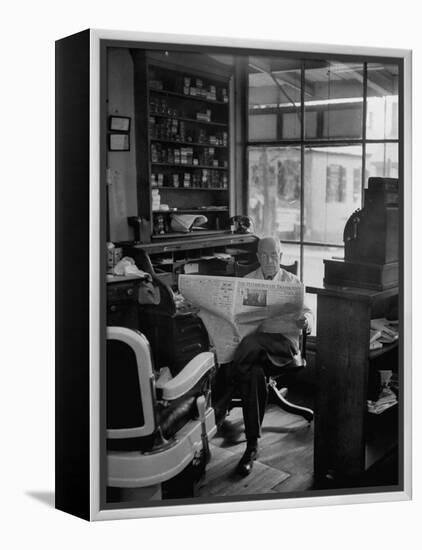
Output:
(106, 278), (141, 330)
(307, 284), (399, 483)
(138, 309), (210, 376)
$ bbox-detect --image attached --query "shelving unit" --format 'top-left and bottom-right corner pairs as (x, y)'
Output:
(150, 138), (227, 148)
(131, 50), (232, 242)
(151, 162), (228, 170)
(146, 87), (229, 105)
(307, 284), (399, 484)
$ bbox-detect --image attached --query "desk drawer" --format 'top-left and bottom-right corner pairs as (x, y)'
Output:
(176, 341), (207, 358)
(174, 315), (205, 338)
(107, 281), (139, 303)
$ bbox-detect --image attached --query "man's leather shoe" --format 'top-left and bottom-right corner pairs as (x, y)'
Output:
(236, 446), (258, 477)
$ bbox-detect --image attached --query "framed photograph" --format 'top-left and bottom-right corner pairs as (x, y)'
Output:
(109, 115), (131, 132)
(55, 29), (412, 521)
(108, 133), (130, 151)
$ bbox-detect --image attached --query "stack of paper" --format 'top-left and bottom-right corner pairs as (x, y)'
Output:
(367, 388), (397, 414)
(369, 328), (383, 350)
(369, 318), (399, 349)
(367, 368), (398, 414)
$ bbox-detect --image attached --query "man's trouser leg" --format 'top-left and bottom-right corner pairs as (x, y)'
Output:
(232, 332), (296, 441)
(240, 365), (268, 441)
(232, 333), (269, 441)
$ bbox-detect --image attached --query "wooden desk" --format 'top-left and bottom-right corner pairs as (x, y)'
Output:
(125, 233), (258, 285)
(307, 284), (399, 483)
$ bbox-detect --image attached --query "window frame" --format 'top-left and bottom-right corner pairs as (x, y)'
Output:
(246, 58), (400, 282)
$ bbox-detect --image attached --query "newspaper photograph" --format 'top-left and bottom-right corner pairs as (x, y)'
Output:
(179, 274), (304, 363)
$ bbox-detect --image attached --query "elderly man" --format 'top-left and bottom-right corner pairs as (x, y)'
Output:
(232, 236), (313, 477)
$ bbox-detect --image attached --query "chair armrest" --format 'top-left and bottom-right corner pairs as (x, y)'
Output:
(300, 329), (308, 364)
(160, 352), (215, 401)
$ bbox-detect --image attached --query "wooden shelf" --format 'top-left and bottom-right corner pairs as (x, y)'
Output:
(128, 233), (258, 255)
(369, 340), (398, 360)
(151, 229), (229, 240)
(150, 112), (228, 128)
(365, 404), (398, 472)
(152, 162), (228, 171)
(150, 138), (227, 149)
(156, 255), (229, 267)
(151, 186), (228, 192)
(149, 87), (229, 106)
(152, 207), (228, 213)
(307, 284), (398, 303)
(366, 400), (398, 417)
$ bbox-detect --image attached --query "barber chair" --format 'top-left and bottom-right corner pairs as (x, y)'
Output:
(124, 246), (210, 375)
(218, 259), (314, 424)
(107, 326), (217, 500)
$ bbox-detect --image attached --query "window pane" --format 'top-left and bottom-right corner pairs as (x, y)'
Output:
(280, 242), (301, 275)
(304, 60), (364, 140)
(248, 57), (301, 141)
(366, 63), (399, 139)
(366, 143), (399, 180)
(304, 145), (362, 244)
(248, 147), (301, 241)
(249, 113), (278, 141)
(303, 245), (344, 335)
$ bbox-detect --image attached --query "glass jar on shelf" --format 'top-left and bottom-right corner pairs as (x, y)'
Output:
(172, 174), (179, 188)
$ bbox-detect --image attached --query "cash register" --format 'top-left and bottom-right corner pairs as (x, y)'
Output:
(323, 177), (399, 290)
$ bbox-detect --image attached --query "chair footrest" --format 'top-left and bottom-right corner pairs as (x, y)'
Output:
(108, 408), (216, 488)
(269, 383), (314, 423)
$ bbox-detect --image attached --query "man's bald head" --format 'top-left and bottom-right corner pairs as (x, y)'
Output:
(257, 237), (283, 279)
(257, 237), (282, 257)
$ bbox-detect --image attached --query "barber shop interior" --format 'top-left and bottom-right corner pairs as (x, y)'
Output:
(105, 42), (401, 505)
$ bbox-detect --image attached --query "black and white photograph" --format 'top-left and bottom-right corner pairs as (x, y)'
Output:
(51, 24), (413, 526)
(3, 0), (422, 544)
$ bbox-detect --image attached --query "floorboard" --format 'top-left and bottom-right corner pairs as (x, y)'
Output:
(197, 445), (289, 497)
(197, 394), (315, 497)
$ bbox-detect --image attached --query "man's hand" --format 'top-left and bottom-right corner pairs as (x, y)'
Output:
(295, 316), (309, 330)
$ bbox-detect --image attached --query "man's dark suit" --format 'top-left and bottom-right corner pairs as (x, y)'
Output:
(230, 266), (312, 442)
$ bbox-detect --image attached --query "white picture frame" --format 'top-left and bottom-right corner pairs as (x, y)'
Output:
(55, 28), (412, 521)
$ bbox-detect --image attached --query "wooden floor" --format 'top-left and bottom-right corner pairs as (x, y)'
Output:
(197, 394), (314, 498)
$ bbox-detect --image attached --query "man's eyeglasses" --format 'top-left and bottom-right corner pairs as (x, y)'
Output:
(258, 252), (280, 262)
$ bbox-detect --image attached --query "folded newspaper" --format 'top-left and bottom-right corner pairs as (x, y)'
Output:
(179, 274), (304, 363)
(170, 213), (208, 233)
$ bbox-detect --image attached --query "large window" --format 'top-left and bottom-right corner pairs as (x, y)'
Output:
(248, 146), (301, 241)
(304, 145), (362, 245)
(247, 57), (399, 332)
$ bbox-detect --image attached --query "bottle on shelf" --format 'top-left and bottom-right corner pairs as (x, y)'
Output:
(172, 174), (179, 188)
